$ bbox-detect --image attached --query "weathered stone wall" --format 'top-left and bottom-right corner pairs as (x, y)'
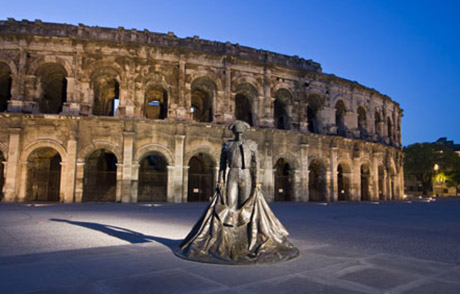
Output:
(0, 19), (404, 203)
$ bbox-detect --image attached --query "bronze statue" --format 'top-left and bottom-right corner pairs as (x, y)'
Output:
(176, 121), (299, 264)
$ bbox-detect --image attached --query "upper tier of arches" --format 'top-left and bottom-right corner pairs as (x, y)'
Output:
(0, 21), (402, 148)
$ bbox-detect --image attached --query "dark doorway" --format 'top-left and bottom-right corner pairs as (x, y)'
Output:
(309, 160), (326, 201)
(274, 159), (291, 201)
(84, 150), (117, 202)
(361, 164), (371, 201)
(26, 148), (61, 201)
(0, 62), (12, 112)
(93, 77), (120, 116)
(235, 94), (253, 126)
(337, 164), (351, 201)
(37, 63), (67, 114)
(188, 153), (214, 202)
(138, 153), (167, 202)
(378, 165), (385, 200)
(0, 151), (5, 200)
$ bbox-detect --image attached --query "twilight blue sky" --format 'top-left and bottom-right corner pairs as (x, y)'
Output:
(2, 0), (459, 145)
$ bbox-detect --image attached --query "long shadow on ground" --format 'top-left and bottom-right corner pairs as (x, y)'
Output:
(50, 218), (181, 251)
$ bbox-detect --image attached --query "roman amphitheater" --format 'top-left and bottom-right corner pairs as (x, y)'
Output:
(0, 19), (403, 203)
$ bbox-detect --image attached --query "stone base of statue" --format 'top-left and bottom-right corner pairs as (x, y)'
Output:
(176, 186), (299, 265)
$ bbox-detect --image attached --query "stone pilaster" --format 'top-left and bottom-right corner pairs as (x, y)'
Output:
(300, 144), (309, 202)
(121, 131), (135, 203)
(3, 128), (21, 202)
(174, 135), (185, 203)
(62, 139), (77, 202)
(330, 147), (338, 201)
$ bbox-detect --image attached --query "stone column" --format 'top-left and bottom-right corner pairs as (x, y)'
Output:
(261, 68), (272, 127)
(372, 152), (381, 201)
(74, 160), (85, 202)
(325, 171), (332, 202)
(115, 163), (123, 202)
(222, 65), (233, 123)
(352, 160), (362, 201)
(300, 144), (309, 202)
(182, 166), (189, 202)
(3, 128), (21, 202)
(62, 139), (77, 202)
(175, 56), (187, 120)
(166, 165), (175, 202)
(330, 147), (338, 202)
(121, 131), (134, 203)
(262, 142), (275, 202)
(174, 135), (185, 203)
(131, 163), (140, 203)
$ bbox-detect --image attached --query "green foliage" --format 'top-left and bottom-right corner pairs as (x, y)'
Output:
(404, 143), (459, 195)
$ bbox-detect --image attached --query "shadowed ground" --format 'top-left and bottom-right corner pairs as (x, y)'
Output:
(0, 198), (459, 293)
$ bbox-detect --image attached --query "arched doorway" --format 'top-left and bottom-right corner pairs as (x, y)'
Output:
(358, 107), (367, 138)
(188, 153), (214, 202)
(0, 62), (12, 112)
(360, 164), (371, 201)
(0, 151), (5, 201)
(92, 68), (120, 116)
(274, 89), (292, 130)
(309, 159), (326, 201)
(337, 163), (351, 201)
(138, 153), (167, 202)
(307, 94), (323, 133)
(36, 63), (67, 114)
(378, 165), (385, 200)
(335, 100), (347, 136)
(145, 86), (168, 119)
(26, 147), (62, 201)
(84, 149), (117, 202)
(274, 158), (292, 201)
(235, 94), (253, 126)
(191, 77), (216, 123)
(235, 82), (258, 126)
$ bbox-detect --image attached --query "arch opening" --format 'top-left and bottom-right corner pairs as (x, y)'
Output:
(191, 77), (215, 123)
(309, 160), (326, 201)
(26, 147), (62, 202)
(335, 100), (347, 136)
(375, 111), (381, 136)
(337, 163), (351, 201)
(37, 63), (67, 114)
(274, 159), (292, 201)
(235, 94), (253, 126)
(387, 117), (393, 143)
(93, 76), (120, 116)
(360, 164), (371, 201)
(307, 94), (322, 133)
(138, 153), (167, 202)
(145, 86), (167, 119)
(188, 153), (215, 202)
(0, 62), (12, 112)
(83, 149), (117, 202)
(274, 89), (292, 130)
(358, 107), (367, 138)
(235, 83), (257, 126)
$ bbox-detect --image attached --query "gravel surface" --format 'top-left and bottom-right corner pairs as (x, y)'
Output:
(1, 198), (459, 264)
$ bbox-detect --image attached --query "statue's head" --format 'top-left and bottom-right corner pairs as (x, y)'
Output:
(229, 120), (250, 135)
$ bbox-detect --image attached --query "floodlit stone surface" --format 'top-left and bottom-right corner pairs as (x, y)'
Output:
(1, 198), (460, 293)
(0, 19), (403, 205)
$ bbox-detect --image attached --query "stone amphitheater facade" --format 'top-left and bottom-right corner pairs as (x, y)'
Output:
(0, 19), (403, 203)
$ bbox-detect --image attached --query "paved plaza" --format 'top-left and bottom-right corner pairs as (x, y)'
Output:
(1, 198), (460, 293)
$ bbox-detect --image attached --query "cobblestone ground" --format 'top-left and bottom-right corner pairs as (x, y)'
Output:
(1, 198), (459, 293)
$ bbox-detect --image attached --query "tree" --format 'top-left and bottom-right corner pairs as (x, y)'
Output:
(446, 154), (460, 196)
(404, 143), (457, 195)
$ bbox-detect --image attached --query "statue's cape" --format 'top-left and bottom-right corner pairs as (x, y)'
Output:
(175, 187), (299, 264)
